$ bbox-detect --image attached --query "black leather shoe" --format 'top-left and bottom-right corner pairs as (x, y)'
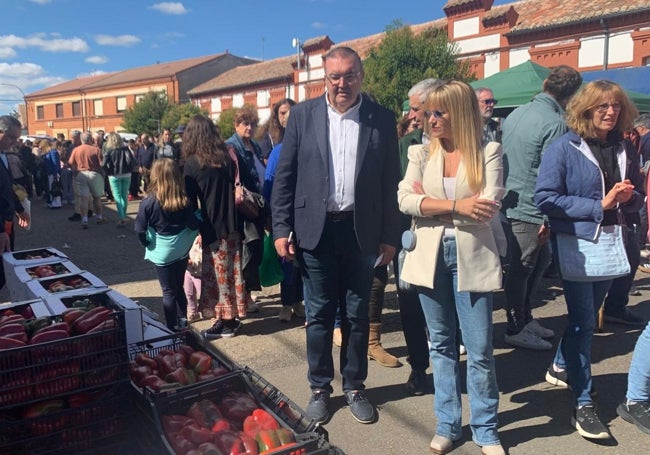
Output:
(68, 213), (81, 221)
(344, 390), (375, 424)
(405, 369), (429, 396)
(305, 390), (330, 424)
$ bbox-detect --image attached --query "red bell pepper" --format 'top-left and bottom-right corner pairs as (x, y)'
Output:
(213, 430), (258, 455)
(218, 392), (259, 427)
(189, 351), (213, 374)
(242, 409), (280, 438)
(181, 423), (216, 444)
(162, 414), (196, 434)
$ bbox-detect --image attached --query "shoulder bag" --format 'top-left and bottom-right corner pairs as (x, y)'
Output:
(555, 223), (629, 282)
(226, 146), (264, 220)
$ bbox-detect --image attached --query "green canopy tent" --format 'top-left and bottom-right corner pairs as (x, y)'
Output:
(470, 60), (650, 115)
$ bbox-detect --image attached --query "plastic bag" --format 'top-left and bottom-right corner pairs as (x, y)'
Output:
(258, 231), (284, 287)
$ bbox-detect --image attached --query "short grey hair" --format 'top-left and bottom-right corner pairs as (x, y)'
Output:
(634, 113), (650, 130)
(80, 132), (93, 144)
(0, 115), (21, 133)
(474, 87), (494, 97)
(408, 78), (443, 104)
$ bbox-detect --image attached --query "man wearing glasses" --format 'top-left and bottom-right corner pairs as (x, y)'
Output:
(500, 66), (582, 352)
(272, 46), (401, 425)
(475, 87), (501, 143)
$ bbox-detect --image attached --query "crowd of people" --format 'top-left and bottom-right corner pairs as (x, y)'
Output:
(2, 44), (650, 454)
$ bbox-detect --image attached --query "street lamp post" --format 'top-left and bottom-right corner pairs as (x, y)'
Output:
(0, 83), (28, 133)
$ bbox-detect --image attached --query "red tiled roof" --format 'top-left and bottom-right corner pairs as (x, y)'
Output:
(507, 0), (650, 35)
(188, 56), (295, 95)
(27, 53), (230, 98)
(27, 73), (114, 98)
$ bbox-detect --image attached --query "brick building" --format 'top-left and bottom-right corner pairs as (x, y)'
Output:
(24, 52), (255, 138)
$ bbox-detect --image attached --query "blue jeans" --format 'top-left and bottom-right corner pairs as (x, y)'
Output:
(552, 278), (611, 406)
(626, 321), (650, 402)
(503, 219), (551, 333)
(417, 237), (500, 446)
(299, 217), (375, 393)
(108, 174), (131, 221)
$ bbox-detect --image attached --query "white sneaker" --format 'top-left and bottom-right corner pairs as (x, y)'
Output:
(525, 319), (555, 339)
(246, 301), (260, 313)
(278, 306), (292, 322)
(504, 327), (552, 350)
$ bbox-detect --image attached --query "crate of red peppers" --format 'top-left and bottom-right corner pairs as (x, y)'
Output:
(242, 366), (327, 437)
(0, 302), (129, 409)
(128, 330), (235, 403)
(151, 371), (330, 455)
(0, 383), (133, 455)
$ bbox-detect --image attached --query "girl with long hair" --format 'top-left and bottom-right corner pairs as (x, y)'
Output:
(135, 158), (200, 331)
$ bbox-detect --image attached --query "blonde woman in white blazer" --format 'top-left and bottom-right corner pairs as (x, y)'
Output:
(397, 81), (505, 455)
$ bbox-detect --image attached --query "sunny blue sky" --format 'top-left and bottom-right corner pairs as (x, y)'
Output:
(0, 0), (511, 114)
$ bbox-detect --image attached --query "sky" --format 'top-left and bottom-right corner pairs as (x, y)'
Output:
(0, 0), (511, 115)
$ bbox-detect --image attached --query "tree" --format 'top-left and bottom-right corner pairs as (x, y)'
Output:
(161, 102), (208, 133)
(121, 91), (169, 135)
(362, 21), (474, 116)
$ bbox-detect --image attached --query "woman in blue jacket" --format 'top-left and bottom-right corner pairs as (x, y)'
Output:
(535, 80), (642, 441)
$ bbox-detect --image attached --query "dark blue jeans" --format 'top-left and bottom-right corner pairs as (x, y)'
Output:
(280, 258), (303, 306)
(154, 257), (189, 330)
(299, 218), (375, 393)
(604, 225), (640, 316)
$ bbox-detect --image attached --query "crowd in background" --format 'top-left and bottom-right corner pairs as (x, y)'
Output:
(3, 45), (650, 455)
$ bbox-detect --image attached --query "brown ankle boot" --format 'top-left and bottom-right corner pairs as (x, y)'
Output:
(368, 322), (401, 368)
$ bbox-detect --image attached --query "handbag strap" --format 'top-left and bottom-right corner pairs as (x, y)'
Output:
(226, 145), (241, 186)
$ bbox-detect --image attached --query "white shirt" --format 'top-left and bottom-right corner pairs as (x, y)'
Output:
(326, 94), (361, 212)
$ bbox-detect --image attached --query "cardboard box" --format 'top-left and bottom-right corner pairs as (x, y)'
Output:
(10, 261), (83, 302)
(25, 271), (107, 300)
(44, 288), (144, 344)
(2, 248), (70, 302)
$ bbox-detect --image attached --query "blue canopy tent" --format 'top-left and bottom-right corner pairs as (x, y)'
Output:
(582, 66), (650, 95)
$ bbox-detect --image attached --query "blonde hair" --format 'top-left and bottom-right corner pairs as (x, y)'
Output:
(147, 158), (188, 212)
(566, 80), (638, 140)
(426, 80), (484, 192)
(38, 140), (52, 154)
(104, 132), (124, 150)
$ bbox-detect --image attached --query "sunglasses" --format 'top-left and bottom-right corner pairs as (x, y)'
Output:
(424, 110), (446, 119)
(480, 99), (498, 106)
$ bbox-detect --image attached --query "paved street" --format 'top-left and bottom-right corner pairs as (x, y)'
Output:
(2, 198), (649, 454)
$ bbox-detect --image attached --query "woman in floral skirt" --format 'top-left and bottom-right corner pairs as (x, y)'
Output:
(183, 114), (247, 339)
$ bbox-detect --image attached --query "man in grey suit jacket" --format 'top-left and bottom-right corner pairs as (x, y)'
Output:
(271, 46), (402, 424)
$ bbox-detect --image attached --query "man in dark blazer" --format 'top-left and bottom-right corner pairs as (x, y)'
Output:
(271, 46), (402, 425)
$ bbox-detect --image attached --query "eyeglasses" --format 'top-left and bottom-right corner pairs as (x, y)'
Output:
(325, 71), (362, 84)
(424, 110), (446, 119)
(595, 102), (622, 113)
(480, 99), (498, 106)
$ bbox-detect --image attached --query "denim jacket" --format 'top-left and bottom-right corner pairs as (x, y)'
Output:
(534, 131), (644, 241)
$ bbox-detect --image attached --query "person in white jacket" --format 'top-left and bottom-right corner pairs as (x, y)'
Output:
(398, 80), (505, 455)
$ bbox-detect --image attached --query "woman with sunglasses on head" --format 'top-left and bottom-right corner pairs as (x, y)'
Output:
(398, 80), (506, 455)
(535, 80), (642, 441)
